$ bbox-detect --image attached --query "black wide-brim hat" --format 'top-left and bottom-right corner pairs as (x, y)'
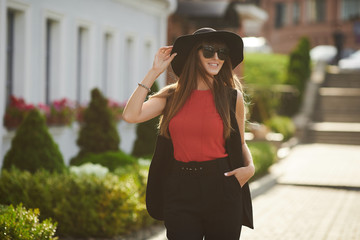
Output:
(171, 27), (244, 77)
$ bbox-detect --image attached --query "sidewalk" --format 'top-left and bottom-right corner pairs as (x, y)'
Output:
(147, 143), (360, 240)
(241, 143), (360, 240)
(271, 143), (360, 188)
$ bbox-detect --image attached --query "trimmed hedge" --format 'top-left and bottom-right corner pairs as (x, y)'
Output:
(244, 53), (288, 86)
(74, 88), (120, 160)
(2, 109), (65, 173)
(285, 37), (311, 115)
(0, 204), (57, 240)
(248, 142), (277, 180)
(0, 166), (153, 238)
(243, 53), (289, 123)
(132, 82), (160, 158)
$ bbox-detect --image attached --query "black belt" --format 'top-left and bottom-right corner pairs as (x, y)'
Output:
(171, 157), (229, 176)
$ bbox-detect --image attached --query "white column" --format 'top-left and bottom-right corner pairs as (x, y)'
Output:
(157, 14), (168, 88)
(0, 0), (6, 167)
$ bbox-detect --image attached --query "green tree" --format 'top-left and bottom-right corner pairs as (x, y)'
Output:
(2, 109), (65, 173)
(285, 37), (311, 115)
(72, 88), (120, 164)
(132, 82), (160, 158)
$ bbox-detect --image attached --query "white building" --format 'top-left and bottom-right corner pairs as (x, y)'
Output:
(0, 0), (176, 168)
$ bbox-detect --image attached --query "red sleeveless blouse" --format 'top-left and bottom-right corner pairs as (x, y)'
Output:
(169, 89), (228, 162)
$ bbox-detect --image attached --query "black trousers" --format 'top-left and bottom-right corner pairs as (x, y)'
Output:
(163, 157), (243, 240)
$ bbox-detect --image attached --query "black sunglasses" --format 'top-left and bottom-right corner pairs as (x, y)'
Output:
(199, 45), (229, 61)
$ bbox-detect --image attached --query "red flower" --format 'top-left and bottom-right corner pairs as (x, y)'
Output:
(3, 96), (35, 129)
(47, 98), (76, 126)
(38, 103), (51, 115)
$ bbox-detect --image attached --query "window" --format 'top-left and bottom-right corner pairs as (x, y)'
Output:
(144, 41), (153, 76)
(123, 37), (134, 100)
(341, 0), (360, 20)
(77, 27), (89, 103)
(6, 10), (15, 106)
(6, 8), (26, 106)
(275, 2), (286, 28)
(307, 0), (326, 22)
(102, 33), (113, 96)
(293, 1), (300, 25)
(45, 19), (60, 104)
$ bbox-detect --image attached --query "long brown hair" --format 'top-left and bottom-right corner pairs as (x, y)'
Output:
(152, 40), (243, 139)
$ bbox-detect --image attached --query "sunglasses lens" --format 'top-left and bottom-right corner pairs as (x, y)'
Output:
(218, 49), (228, 60)
(202, 47), (215, 58)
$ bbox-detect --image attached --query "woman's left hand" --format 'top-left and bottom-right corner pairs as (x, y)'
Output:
(224, 165), (255, 187)
(152, 46), (177, 75)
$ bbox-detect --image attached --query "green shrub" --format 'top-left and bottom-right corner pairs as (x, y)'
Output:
(248, 142), (277, 180)
(73, 88), (120, 162)
(71, 150), (137, 172)
(245, 86), (280, 123)
(244, 53), (288, 86)
(0, 204), (57, 240)
(243, 53), (289, 123)
(265, 115), (296, 141)
(0, 167), (153, 238)
(285, 37), (311, 115)
(51, 173), (146, 237)
(2, 109), (65, 173)
(131, 119), (158, 158)
(132, 82), (160, 158)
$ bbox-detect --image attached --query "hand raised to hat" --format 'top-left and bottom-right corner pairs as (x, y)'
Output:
(152, 46), (177, 76)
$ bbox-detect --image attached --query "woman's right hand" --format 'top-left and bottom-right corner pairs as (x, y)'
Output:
(152, 46), (177, 75)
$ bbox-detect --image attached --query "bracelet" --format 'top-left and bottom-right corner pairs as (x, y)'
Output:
(138, 83), (152, 93)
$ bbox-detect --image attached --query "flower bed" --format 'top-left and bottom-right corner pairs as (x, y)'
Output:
(3, 96), (36, 129)
(3, 96), (125, 129)
(46, 98), (76, 126)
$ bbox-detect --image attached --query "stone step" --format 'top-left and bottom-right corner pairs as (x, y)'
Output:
(325, 72), (360, 88)
(319, 87), (360, 97)
(306, 131), (360, 145)
(316, 88), (360, 112)
(309, 122), (360, 132)
(307, 70), (360, 145)
(314, 94), (360, 122)
(314, 112), (360, 123)
(306, 122), (360, 145)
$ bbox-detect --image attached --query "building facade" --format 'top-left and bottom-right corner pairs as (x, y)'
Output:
(259, 0), (360, 53)
(0, 0), (176, 167)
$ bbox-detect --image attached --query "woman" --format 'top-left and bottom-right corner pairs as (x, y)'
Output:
(123, 28), (254, 240)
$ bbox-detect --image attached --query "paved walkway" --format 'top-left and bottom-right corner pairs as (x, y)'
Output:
(148, 143), (360, 240)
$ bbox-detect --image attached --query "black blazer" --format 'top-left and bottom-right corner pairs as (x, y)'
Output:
(146, 89), (254, 229)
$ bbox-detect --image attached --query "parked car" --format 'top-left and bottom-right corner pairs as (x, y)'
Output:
(310, 45), (337, 63)
(339, 50), (360, 70)
(243, 37), (272, 53)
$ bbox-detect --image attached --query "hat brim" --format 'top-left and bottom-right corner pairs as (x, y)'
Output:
(171, 31), (244, 77)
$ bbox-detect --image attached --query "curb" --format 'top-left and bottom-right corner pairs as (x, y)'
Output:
(249, 172), (279, 199)
(248, 138), (299, 199)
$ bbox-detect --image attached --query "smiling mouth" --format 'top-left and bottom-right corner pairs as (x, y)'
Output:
(208, 63), (219, 67)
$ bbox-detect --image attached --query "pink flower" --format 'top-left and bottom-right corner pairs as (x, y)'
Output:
(38, 103), (50, 115)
